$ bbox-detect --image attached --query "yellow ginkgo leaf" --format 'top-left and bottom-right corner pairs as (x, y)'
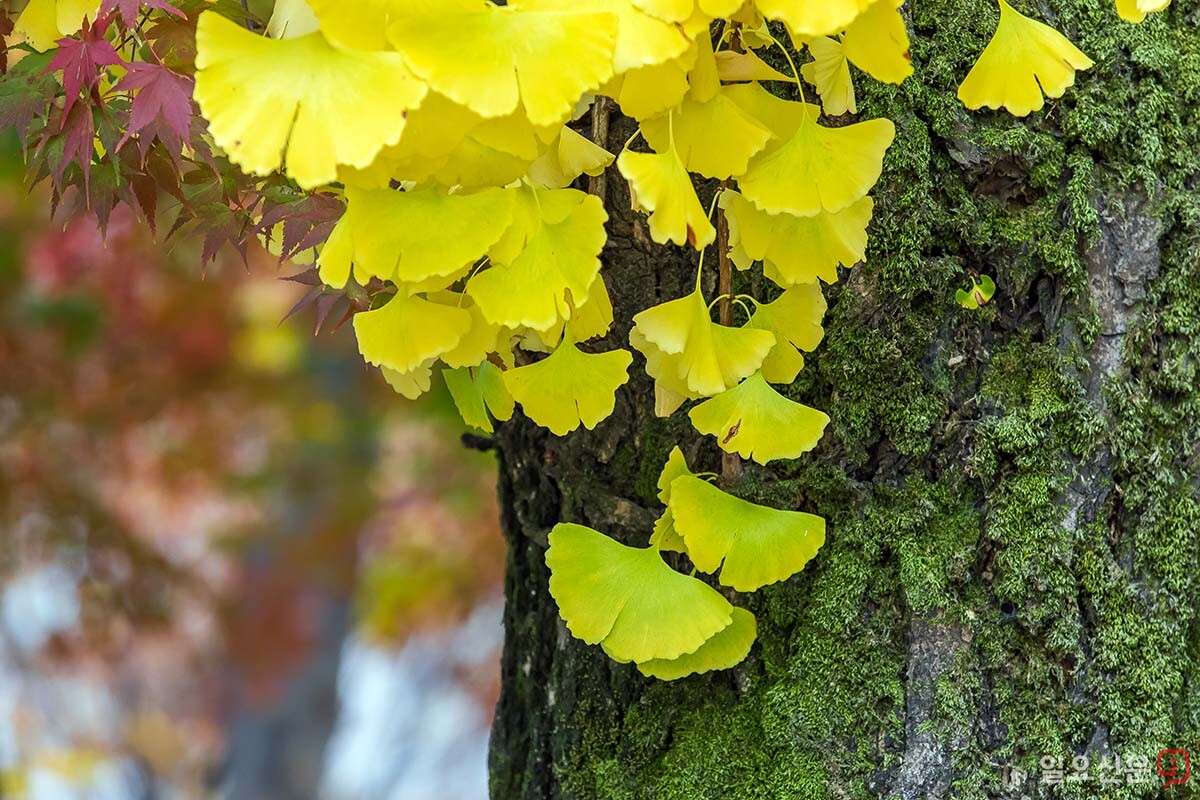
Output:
(641, 95), (773, 180)
(618, 143), (716, 249)
(504, 341), (633, 435)
(387, 3), (618, 128)
(637, 607), (757, 679)
(715, 50), (795, 84)
(1115, 0), (1170, 22)
(739, 115), (895, 216)
(14, 0), (99, 51)
(669, 475), (826, 591)
(720, 190), (872, 285)
(546, 522), (734, 663)
(631, 289), (776, 397)
(722, 82), (818, 144)
(957, 0), (1094, 118)
(754, 0), (875, 37)
(427, 292), (503, 369)
(194, 12), (426, 190)
(443, 363), (515, 433)
(649, 446), (695, 553)
(629, 328), (702, 416)
(566, 276), (615, 343)
(382, 362), (434, 400)
(321, 187), (514, 289)
(524, 0), (693, 72)
(801, 37), (857, 115)
(354, 293), (472, 374)
(266, 0), (320, 39)
(528, 127), (614, 190)
(689, 372), (830, 464)
(603, 48), (696, 120)
(468, 190), (607, 332)
(305, 0), (402, 51)
(748, 285), (827, 383)
(632, 0), (744, 24)
(842, 0), (913, 84)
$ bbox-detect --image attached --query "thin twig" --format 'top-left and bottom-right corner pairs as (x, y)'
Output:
(588, 96), (611, 201)
(715, 179), (743, 485)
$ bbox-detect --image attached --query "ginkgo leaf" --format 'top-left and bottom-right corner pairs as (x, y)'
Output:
(629, 328), (703, 416)
(749, 285), (827, 383)
(637, 607), (757, 679)
(722, 83), (821, 153)
(546, 523), (734, 663)
(801, 37), (857, 115)
(266, 0), (319, 39)
(387, 3), (618, 128)
(443, 362), (515, 433)
(754, 0), (875, 37)
(14, 0), (99, 51)
(354, 293), (472, 374)
(641, 94), (773, 179)
(1115, 0), (1170, 22)
(631, 289), (776, 397)
(841, 0), (913, 84)
(957, 0), (1094, 118)
(604, 52), (694, 120)
(739, 115), (895, 216)
(721, 190), (872, 286)
(689, 372), (830, 464)
(304, 0), (402, 51)
(382, 362), (434, 400)
(427, 292), (503, 369)
(524, 0), (693, 72)
(618, 144), (716, 249)
(194, 12), (426, 189)
(669, 475), (826, 591)
(468, 189), (607, 332)
(649, 445), (694, 553)
(503, 341), (632, 435)
(321, 186), (514, 288)
(566, 277), (615, 343)
(529, 126), (614, 189)
(715, 50), (795, 84)
(632, 0), (744, 24)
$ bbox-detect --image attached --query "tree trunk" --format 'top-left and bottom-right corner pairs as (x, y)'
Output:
(489, 4), (1200, 798)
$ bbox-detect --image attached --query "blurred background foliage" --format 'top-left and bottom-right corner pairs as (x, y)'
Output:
(0, 123), (504, 799)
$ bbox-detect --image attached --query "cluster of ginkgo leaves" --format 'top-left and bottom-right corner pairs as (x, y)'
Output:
(10, 0), (1169, 679)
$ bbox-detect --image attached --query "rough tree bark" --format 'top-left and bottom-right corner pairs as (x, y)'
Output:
(489, 3), (1200, 798)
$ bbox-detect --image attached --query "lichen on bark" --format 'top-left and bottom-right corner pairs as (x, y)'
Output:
(488, 3), (1200, 798)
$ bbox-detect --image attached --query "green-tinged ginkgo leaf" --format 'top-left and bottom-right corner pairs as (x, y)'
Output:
(194, 12), (427, 190)
(529, 127), (614, 189)
(955, 274), (997, 310)
(443, 362), (515, 433)
(1116, 0), (1170, 22)
(801, 37), (856, 115)
(547, 523), (733, 662)
(354, 293), (472, 374)
(632, 0), (744, 24)
(504, 341), (632, 435)
(748, 285), (827, 383)
(266, 0), (319, 38)
(957, 0), (1094, 117)
(320, 186), (514, 289)
(618, 144), (716, 249)
(715, 50), (795, 84)
(720, 190), (872, 285)
(649, 446), (695, 552)
(631, 289), (776, 397)
(842, 0), (913, 84)
(382, 362), (433, 400)
(637, 607), (757, 679)
(669, 475), (826, 591)
(641, 94), (773, 180)
(387, 3), (618, 128)
(739, 114), (895, 216)
(629, 328), (702, 416)
(13, 0), (99, 51)
(468, 189), (607, 332)
(689, 372), (830, 464)
(754, 0), (875, 37)
(525, 0), (693, 72)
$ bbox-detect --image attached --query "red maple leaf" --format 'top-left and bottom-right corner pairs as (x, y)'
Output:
(0, 11), (15, 75)
(48, 101), (97, 191)
(46, 17), (123, 119)
(114, 62), (194, 162)
(102, 0), (184, 27)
